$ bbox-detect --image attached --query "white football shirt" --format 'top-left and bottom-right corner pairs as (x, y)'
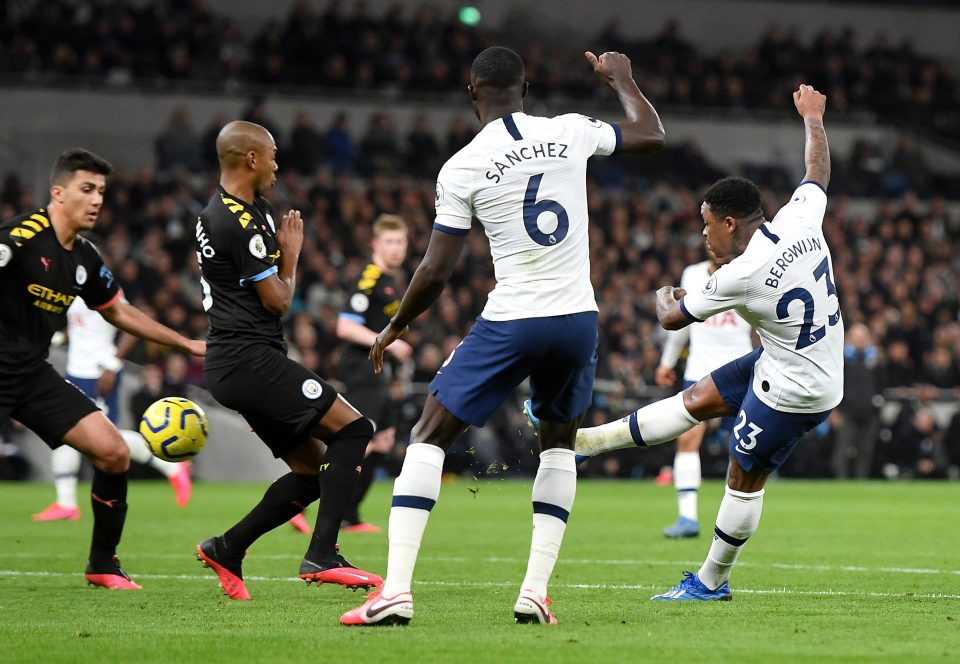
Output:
(680, 182), (844, 413)
(660, 261), (754, 382)
(65, 296), (119, 379)
(433, 112), (620, 321)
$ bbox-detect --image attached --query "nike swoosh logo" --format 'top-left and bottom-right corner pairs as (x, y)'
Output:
(519, 596), (549, 622)
(366, 599), (409, 618)
(340, 571), (372, 581)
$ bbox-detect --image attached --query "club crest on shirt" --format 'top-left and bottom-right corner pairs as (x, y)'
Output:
(582, 115), (603, 128)
(249, 234), (267, 259)
(75, 265), (87, 285)
(703, 274), (718, 295)
(0, 244), (11, 267)
(435, 183), (445, 208)
(301, 379), (322, 400)
(350, 293), (369, 313)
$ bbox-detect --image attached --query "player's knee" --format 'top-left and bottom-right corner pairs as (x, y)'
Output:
(683, 381), (725, 420)
(331, 417), (375, 448)
(92, 436), (130, 474)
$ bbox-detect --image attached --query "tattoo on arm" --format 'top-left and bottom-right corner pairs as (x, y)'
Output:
(803, 119), (830, 189)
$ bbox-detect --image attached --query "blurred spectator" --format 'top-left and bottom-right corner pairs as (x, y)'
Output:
(833, 324), (883, 478)
(287, 111), (327, 176)
(405, 114), (442, 180)
(359, 113), (401, 177)
(155, 107), (203, 173)
(325, 112), (355, 173)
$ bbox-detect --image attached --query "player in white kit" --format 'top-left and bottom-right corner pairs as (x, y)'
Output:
(341, 46), (664, 626)
(656, 258), (754, 539)
(549, 85), (840, 600)
(32, 297), (192, 521)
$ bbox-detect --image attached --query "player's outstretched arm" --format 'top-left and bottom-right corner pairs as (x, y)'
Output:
(369, 230), (466, 374)
(793, 84), (830, 189)
(656, 286), (691, 331)
(586, 51), (665, 154)
(254, 209), (303, 315)
(98, 300), (205, 356)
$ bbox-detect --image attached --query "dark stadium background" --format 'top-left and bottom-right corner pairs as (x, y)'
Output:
(0, 0), (958, 483)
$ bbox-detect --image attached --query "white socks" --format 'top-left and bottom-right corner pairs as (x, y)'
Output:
(381, 443), (445, 598)
(52, 445), (82, 508)
(575, 393), (699, 457)
(520, 448), (577, 600)
(121, 429), (178, 478)
(674, 451), (701, 521)
(698, 486), (764, 590)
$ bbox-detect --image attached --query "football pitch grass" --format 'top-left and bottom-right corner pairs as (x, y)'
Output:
(1, 479), (958, 663)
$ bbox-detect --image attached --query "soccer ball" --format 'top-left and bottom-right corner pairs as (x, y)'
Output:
(139, 397), (209, 462)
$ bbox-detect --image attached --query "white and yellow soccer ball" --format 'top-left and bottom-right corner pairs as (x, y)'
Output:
(139, 397), (209, 462)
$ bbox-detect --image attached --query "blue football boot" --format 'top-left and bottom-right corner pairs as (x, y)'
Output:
(651, 571), (732, 601)
(662, 516), (700, 539)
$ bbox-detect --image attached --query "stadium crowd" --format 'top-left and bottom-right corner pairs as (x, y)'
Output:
(1, 103), (959, 481)
(1, 1), (958, 481)
(0, 1), (957, 142)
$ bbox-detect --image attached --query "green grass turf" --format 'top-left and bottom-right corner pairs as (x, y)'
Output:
(1, 479), (958, 663)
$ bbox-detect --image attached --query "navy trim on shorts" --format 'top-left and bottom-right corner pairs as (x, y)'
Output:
(433, 222), (469, 236)
(392, 495), (437, 511)
(532, 501), (570, 523)
(679, 298), (703, 323)
(503, 114), (523, 140)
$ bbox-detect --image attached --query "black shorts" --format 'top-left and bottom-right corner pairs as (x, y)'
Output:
(205, 344), (339, 459)
(342, 383), (396, 432)
(0, 363), (99, 448)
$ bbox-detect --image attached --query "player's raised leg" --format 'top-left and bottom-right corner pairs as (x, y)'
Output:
(340, 396), (466, 626)
(33, 445), (83, 521)
(63, 411), (141, 590)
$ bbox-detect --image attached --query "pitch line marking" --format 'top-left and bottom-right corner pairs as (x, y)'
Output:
(0, 551), (958, 577)
(0, 569), (958, 601)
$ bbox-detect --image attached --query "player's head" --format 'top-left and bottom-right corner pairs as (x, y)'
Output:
(49, 148), (113, 231)
(216, 121), (277, 195)
(468, 46), (528, 119)
(700, 176), (763, 260)
(371, 214), (409, 270)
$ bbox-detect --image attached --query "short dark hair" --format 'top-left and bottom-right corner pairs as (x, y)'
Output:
(470, 46), (524, 89)
(703, 176), (762, 221)
(50, 148), (113, 186)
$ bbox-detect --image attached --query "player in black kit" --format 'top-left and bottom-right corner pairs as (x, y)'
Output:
(336, 214), (410, 532)
(0, 148), (205, 589)
(194, 121), (381, 600)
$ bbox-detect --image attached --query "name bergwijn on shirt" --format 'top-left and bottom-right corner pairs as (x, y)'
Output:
(485, 143), (569, 184)
(764, 236), (822, 288)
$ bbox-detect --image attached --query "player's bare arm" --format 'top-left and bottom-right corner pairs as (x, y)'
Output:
(338, 317), (413, 361)
(94, 331), (137, 396)
(369, 231), (467, 373)
(98, 300), (205, 356)
(793, 84), (830, 189)
(254, 209), (302, 315)
(656, 286), (690, 331)
(586, 51), (665, 154)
